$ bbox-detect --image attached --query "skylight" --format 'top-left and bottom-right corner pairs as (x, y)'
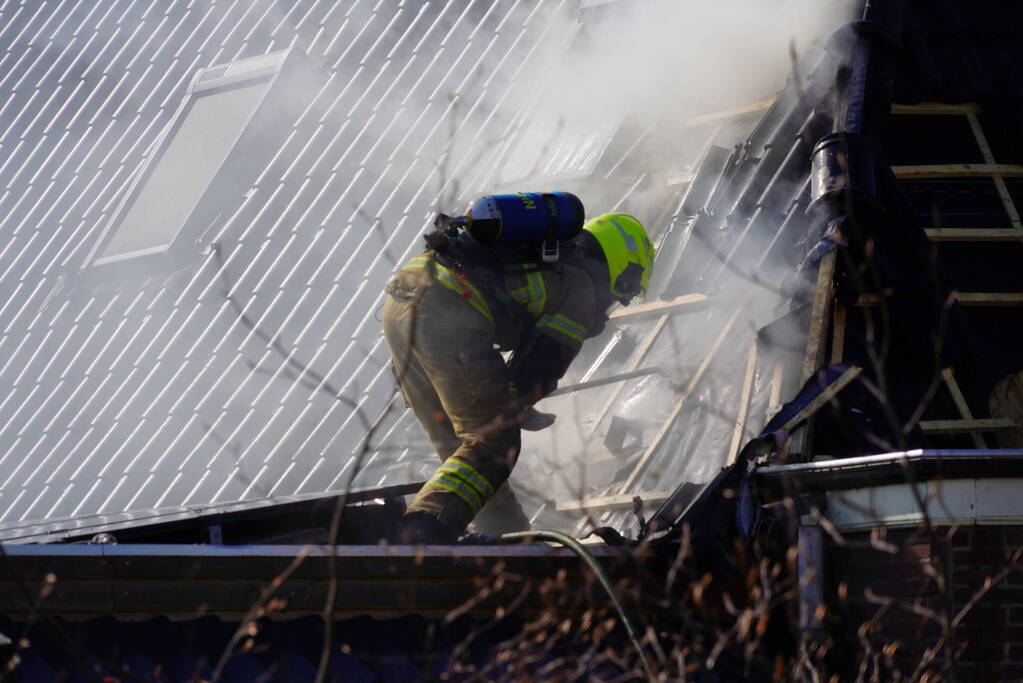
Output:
(85, 49), (320, 270)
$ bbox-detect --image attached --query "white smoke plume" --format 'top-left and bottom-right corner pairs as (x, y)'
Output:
(463, 0), (859, 529)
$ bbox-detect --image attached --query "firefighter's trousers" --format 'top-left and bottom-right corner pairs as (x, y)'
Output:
(382, 282), (526, 537)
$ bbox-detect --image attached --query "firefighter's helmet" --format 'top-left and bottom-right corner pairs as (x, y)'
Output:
(582, 213), (654, 303)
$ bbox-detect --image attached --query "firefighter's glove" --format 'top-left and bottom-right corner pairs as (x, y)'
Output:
(520, 406), (556, 431)
(505, 382), (555, 430)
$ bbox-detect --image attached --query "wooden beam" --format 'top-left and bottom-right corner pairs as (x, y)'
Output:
(830, 303), (846, 364)
(727, 344), (757, 466)
(785, 361), (859, 464)
(919, 418), (1017, 434)
(890, 102), (979, 115)
(943, 368), (986, 448)
(609, 293), (710, 322)
(791, 249), (837, 458)
(857, 292), (1023, 307)
(665, 173), (695, 188)
(548, 367), (662, 398)
(557, 490), (674, 514)
(892, 164), (1023, 179)
(571, 484), (616, 536)
(616, 307), (743, 494)
(683, 98), (774, 127)
(925, 228), (1023, 242)
(587, 292), (710, 438)
(966, 112), (1023, 229)
(801, 250), (837, 383)
(956, 293), (1023, 306)
(778, 366), (863, 435)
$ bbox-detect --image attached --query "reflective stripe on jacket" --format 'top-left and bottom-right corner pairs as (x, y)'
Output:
(392, 251), (595, 351)
(400, 254), (494, 324)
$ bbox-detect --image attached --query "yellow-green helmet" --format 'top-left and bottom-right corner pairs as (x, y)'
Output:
(582, 213), (655, 303)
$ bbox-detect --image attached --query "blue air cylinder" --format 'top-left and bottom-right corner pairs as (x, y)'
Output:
(464, 192), (584, 245)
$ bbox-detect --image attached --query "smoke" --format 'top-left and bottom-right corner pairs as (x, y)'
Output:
(550, 1), (845, 121)
(488, 0), (858, 527)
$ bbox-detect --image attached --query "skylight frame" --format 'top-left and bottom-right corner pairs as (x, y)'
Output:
(83, 49), (296, 270)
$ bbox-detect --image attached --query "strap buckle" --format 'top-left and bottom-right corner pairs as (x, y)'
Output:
(541, 240), (559, 263)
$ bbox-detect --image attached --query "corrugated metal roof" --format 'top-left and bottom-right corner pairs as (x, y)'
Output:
(0, 0), (588, 537)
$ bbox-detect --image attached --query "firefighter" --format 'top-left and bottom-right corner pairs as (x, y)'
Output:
(382, 213), (655, 543)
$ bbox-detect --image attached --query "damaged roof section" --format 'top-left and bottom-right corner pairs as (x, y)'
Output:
(551, 0), (1023, 536)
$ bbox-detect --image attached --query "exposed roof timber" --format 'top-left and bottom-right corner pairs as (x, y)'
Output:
(890, 102), (979, 115)
(830, 304), (846, 364)
(779, 366), (863, 435)
(616, 307), (742, 495)
(670, 98), (986, 130)
(800, 251), (837, 384)
(548, 366), (662, 398)
(891, 163), (1023, 178)
(790, 248), (839, 457)
(924, 228), (1023, 242)
(857, 293), (1023, 306)
(941, 367), (987, 448)
(608, 293), (710, 322)
(919, 418), (1017, 434)
(966, 111), (1023, 229)
(584, 316), (668, 446)
(727, 344), (758, 466)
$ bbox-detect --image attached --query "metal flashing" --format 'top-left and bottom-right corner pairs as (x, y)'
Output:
(757, 450), (1023, 492)
(825, 477), (1023, 530)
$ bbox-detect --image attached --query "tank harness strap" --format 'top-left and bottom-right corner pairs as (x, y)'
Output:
(434, 247), (541, 350)
(541, 193), (560, 241)
(402, 255), (494, 324)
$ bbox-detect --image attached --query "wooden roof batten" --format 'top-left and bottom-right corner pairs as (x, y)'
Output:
(794, 96), (1023, 455)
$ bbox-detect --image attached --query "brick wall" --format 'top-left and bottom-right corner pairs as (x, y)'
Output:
(827, 525), (1023, 680)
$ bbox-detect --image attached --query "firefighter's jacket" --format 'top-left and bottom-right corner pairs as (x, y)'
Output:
(391, 248), (601, 399)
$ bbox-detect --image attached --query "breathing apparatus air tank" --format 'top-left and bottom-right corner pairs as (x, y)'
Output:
(464, 192), (585, 245)
(429, 192), (585, 263)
